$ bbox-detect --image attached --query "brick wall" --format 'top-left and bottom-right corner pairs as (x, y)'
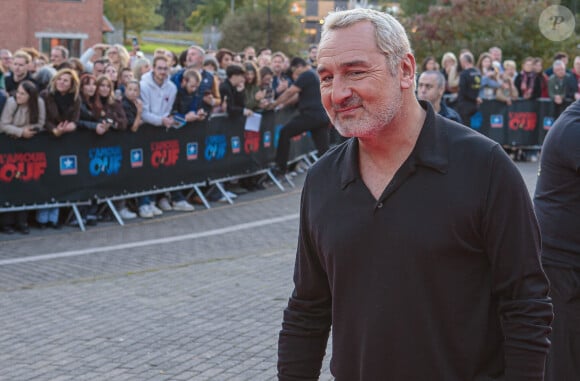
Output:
(0, 0), (104, 56)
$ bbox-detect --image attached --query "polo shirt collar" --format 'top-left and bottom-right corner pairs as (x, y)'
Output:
(340, 100), (449, 189)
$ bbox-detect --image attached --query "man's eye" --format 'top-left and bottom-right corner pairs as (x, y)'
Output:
(321, 75), (333, 83)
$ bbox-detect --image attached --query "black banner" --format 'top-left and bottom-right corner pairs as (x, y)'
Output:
(1, 109), (315, 208)
(478, 98), (562, 147)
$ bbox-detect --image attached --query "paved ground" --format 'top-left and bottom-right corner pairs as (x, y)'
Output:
(0, 160), (539, 381)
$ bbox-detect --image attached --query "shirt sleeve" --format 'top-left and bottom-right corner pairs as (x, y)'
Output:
(278, 181), (332, 380)
(482, 145), (553, 381)
(140, 83), (163, 126)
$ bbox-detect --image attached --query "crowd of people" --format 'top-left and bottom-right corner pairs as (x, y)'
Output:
(1, 39), (578, 235)
(416, 48), (580, 126)
(0, 41), (322, 234)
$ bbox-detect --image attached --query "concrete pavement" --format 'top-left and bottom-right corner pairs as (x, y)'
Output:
(0, 160), (540, 380)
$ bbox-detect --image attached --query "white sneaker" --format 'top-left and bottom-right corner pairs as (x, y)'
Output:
(172, 200), (195, 211)
(138, 204), (154, 219)
(157, 197), (173, 211)
(149, 202), (163, 216)
(119, 208), (137, 219)
(226, 191), (238, 199)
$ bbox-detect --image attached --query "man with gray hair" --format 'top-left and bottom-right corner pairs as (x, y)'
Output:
(457, 51), (481, 127)
(0, 49), (13, 72)
(50, 45), (69, 70)
(548, 59), (577, 118)
(277, 7), (552, 381)
(417, 70), (461, 123)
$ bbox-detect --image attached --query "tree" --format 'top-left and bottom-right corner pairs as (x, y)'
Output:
(186, 0), (293, 31)
(104, 0), (163, 42)
(399, 0), (437, 15)
(187, 0), (245, 31)
(157, 0), (199, 31)
(404, 0), (579, 68)
(219, 5), (302, 56)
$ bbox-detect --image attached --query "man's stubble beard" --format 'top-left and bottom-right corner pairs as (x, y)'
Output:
(332, 90), (403, 139)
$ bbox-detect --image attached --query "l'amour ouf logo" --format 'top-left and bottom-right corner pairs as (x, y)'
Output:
(89, 146), (122, 176)
(509, 112), (537, 131)
(151, 140), (180, 168)
(0, 152), (47, 183)
(205, 135), (227, 161)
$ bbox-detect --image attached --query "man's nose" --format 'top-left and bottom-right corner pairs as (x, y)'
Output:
(331, 77), (353, 105)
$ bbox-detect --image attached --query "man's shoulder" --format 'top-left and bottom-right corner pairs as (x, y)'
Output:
(306, 139), (351, 182)
(435, 113), (498, 154)
(546, 100), (580, 140)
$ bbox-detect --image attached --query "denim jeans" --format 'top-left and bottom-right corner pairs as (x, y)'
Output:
(36, 207), (59, 224)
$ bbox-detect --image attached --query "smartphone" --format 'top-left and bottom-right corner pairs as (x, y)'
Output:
(132, 37), (139, 50)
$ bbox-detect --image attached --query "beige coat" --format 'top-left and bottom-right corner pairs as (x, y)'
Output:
(0, 97), (46, 137)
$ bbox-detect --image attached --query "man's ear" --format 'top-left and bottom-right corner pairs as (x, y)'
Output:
(400, 53), (416, 90)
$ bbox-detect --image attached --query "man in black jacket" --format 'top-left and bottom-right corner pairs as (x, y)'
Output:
(457, 51), (481, 127)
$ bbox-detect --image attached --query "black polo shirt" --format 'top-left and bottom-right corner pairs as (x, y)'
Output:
(534, 100), (580, 268)
(278, 101), (552, 381)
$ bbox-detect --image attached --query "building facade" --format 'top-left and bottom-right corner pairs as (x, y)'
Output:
(0, 0), (108, 57)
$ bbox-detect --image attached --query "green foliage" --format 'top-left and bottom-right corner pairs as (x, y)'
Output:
(126, 42), (188, 56)
(219, 5), (302, 56)
(186, 0), (294, 31)
(404, 0), (580, 68)
(157, 0), (200, 31)
(187, 0), (236, 31)
(105, 0), (164, 41)
(399, 0), (436, 15)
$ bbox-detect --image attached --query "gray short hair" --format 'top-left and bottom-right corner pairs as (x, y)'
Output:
(420, 70), (445, 89)
(322, 8), (411, 76)
(553, 59), (565, 69)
